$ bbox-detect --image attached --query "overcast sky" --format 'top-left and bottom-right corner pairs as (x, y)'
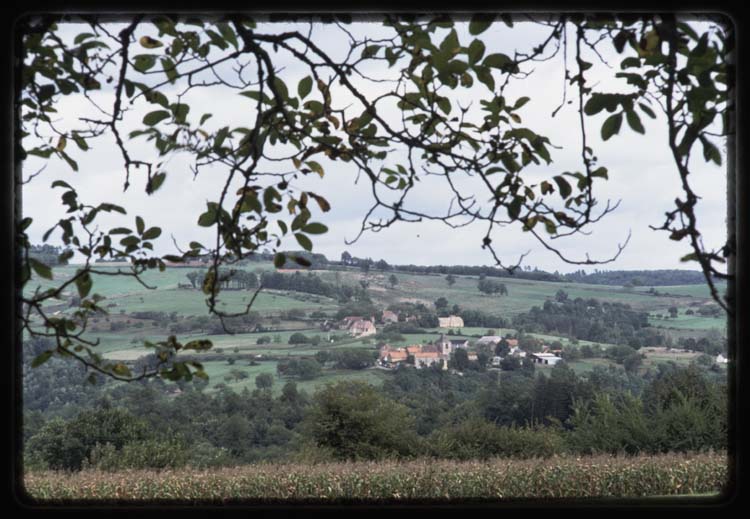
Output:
(21, 17), (728, 273)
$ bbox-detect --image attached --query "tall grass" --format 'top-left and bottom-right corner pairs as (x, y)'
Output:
(23, 452), (727, 502)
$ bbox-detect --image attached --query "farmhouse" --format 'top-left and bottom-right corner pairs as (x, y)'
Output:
(381, 310), (399, 324)
(530, 353), (563, 366)
(438, 315), (464, 328)
(383, 350), (408, 366)
(477, 336), (503, 345)
(348, 319), (376, 337)
(340, 316), (363, 329)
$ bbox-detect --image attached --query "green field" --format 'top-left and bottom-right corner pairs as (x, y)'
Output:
(648, 312), (726, 332)
(25, 263), (726, 386)
(201, 360), (388, 395)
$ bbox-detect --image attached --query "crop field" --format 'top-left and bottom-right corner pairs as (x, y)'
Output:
(23, 452), (727, 502)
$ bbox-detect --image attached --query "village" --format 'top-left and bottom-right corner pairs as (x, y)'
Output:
(334, 310), (565, 371)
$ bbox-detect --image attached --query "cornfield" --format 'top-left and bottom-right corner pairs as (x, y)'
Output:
(23, 452), (728, 503)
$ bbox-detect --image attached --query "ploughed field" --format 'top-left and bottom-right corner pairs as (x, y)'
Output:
(23, 452), (727, 502)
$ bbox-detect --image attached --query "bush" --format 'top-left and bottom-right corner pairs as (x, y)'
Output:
(428, 418), (566, 460)
(288, 333), (309, 344)
(25, 408), (150, 471)
(304, 381), (422, 460)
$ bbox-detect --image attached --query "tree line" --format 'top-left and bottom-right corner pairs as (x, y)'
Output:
(24, 349), (727, 471)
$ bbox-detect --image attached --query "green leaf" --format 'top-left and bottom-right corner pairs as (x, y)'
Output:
(142, 227), (162, 240)
(298, 76), (313, 99)
(170, 103), (190, 124)
(483, 53), (512, 70)
(120, 236), (140, 247)
(29, 258), (53, 280)
(273, 252), (286, 268)
(147, 172), (166, 194)
(240, 90), (274, 105)
(361, 44), (380, 59)
(136, 216), (145, 235)
(109, 227), (132, 235)
(553, 175), (572, 198)
(437, 97), (451, 115)
(625, 110), (645, 134)
(469, 14), (495, 35)
(133, 54), (157, 72)
(198, 204), (218, 227)
(584, 94), (607, 115)
(514, 97), (531, 110)
(294, 233), (313, 251)
(161, 57), (178, 83)
(591, 167), (609, 179)
(31, 350), (54, 368)
(51, 180), (74, 190)
(601, 113), (623, 141)
(474, 66), (495, 91)
(75, 271), (93, 298)
(638, 102), (656, 119)
(270, 77), (289, 100)
(302, 223), (328, 234)
(701, 137), (722, 165)
(143, 110), (171, 126)
(217, 22), (238, 49)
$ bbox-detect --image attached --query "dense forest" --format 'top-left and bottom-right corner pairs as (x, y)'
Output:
(512, 298), (662, 348)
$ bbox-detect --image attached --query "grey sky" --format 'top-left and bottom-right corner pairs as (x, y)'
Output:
(21, 17), (727, 273)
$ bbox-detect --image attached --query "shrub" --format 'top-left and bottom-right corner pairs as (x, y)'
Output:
(428, 418), (566, 460)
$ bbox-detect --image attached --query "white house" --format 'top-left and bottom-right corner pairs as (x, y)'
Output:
(716, 354), (728, 364)
(530, 353), (563, 366)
